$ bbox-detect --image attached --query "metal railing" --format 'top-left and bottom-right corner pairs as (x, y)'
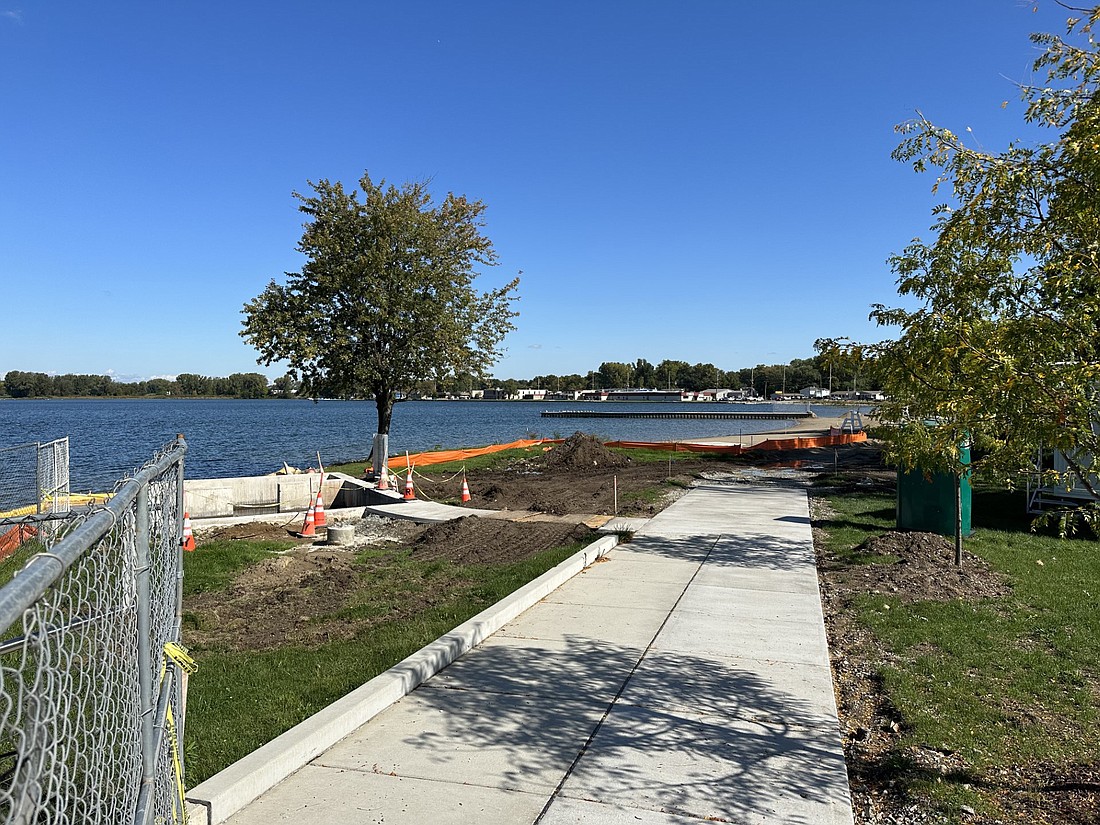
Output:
(0, 435), (188, 825)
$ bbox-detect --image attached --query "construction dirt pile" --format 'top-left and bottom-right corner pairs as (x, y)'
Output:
(844, 530), (1010, 603)
(543, 432), (631, 471)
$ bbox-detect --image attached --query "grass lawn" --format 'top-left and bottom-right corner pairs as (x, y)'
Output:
(818, 487), (1100, 820)
(328, 444), (550, 477)
(181, 536), (592, 786)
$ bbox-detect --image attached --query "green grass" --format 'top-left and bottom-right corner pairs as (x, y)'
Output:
(182, 538), (590, 785)
(329, 444), (549, 478)
(814, 488), (896, 563)
(330, 442), (727, 479)
(608, 446), (717, 463)
(182, 539), (295, 596)
(818, 485), (1100, 819)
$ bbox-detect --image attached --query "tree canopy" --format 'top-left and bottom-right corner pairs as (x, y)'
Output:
(241, 172), (519, 434)
(821, 6), (1100, 531)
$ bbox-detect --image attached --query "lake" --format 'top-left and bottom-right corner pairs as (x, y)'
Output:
(0, 398), (856, 491)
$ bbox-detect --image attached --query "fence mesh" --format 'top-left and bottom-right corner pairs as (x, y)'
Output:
(0, 439), (69, 519)
(0, 436), (187, 825)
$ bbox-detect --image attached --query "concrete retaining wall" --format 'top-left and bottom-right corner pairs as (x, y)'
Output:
(183, 474), (343, 519)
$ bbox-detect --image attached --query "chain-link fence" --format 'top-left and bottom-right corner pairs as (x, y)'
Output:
(0, 438), (70, 519)
(0, 435), (189, 825)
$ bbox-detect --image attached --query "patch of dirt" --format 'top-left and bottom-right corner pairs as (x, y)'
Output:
(839, 530), (1011, 604)
(184, 515), (596, 653)
(410, 516), (596, 564)
(196, 519), (315, 543)
(185, 548), (363, 651)
(415, 442), (706, 518)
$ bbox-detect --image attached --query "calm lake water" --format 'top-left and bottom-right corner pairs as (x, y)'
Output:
(0, 398), (855, 491)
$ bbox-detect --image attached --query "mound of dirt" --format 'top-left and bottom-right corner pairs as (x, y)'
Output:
(410, 516), (596, 564)
(185, 549), (362, 651)
(197, 520), (313, 543)
(544, 432), (630, 471)
(852, 530), (1011, 603)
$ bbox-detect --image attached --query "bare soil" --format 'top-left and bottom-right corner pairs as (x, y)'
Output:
(186, 516), (597, 652)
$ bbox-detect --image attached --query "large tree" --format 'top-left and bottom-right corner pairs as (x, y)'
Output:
(822, 5), (1100, 533)
(241, 172), (519, 441)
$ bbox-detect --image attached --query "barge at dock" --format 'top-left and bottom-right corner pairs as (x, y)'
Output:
(540, 410), (814, 421)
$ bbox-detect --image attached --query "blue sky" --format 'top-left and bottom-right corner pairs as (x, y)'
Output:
(0, 1), (1071, 382)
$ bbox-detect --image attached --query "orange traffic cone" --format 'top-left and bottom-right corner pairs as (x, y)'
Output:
(313, 486), (327, 528)
(404, 467), (416, 500)
(181, 512), (196, 552)
(299, 502), (317, 537)
(377, 464), (390, 491)
(461, 475), (471, 504)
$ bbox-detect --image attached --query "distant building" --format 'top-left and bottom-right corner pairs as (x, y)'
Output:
(800, 386), (831, 399)
(698, 388), (736, 401)
(482, 388), (509, 400)
(606, 389), (682, 402)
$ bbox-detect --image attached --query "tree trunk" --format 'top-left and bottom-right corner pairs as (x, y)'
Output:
(367, 386), (395, 480)
(375, 386), (394, 435)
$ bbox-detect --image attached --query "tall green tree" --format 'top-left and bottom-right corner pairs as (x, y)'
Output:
(823, 6), (1100, 534)
(241, 172), (519, 438)
(597, 361), (632, 389)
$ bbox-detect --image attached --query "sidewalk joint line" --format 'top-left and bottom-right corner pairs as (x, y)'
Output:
(532, 532), (724, 823)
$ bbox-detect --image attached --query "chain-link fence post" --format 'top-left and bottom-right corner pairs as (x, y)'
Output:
(174, 434), (188, 757)
(136, 483), (154, 788)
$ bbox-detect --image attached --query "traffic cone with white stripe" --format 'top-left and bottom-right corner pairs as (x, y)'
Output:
(377, 464), (390, 491)
(181, 512), (196, 552)
(404, 467), (416, 500)
(298, 501), (317, 537)
(313, 485), (327, 528)
(461, 475), (471, 504)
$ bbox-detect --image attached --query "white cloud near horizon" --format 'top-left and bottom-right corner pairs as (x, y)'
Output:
(2, 10), (23, 23)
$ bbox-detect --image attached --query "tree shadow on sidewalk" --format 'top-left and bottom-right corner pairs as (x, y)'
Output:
(403, 634), (851, 822)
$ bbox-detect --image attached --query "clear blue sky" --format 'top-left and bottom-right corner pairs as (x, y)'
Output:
(0, 1), (1069, 382)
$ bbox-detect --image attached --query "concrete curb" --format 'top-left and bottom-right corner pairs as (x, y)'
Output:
(184, 533), (620, 825)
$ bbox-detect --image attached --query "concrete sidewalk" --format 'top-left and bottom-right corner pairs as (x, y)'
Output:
(216, 481), (854, 824)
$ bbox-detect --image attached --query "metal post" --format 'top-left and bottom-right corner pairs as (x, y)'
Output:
(174, 435), (188, 759)
(135, 484), (154, 785)
(372, 433), (390, 480)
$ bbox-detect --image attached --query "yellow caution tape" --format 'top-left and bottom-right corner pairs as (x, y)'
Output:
(164, 642), (197, 675)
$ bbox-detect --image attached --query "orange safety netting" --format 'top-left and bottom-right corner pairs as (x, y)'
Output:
(386, 431), (867, 469)
(606, 431), (867, 455)
(386, 438), (554, 470)
(0, 524), (37, 562)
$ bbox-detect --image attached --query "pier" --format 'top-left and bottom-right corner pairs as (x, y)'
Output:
(540, 409), (814, 421)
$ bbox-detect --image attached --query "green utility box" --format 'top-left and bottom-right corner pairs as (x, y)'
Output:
(896, 447), (972, 537)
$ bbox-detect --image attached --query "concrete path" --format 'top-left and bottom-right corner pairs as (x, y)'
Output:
(220, 481), (854, 825)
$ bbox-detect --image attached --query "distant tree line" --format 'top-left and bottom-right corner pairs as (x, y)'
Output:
(0, 370), (286, 399)
(1, 352), (881, 402)
(417, 353), (883, 398)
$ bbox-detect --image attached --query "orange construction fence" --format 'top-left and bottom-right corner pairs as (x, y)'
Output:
(0, 524), (37, 562)
(605, 431), (867, 455)
(385, 431), (867, 469)
(386, 438), (553, 470)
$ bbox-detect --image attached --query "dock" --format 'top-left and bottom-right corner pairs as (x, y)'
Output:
(540, 409), (814, 420)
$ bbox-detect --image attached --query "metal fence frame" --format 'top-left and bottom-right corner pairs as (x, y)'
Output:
(0, 438), (70, 521)
(0, 435), (188, 825)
